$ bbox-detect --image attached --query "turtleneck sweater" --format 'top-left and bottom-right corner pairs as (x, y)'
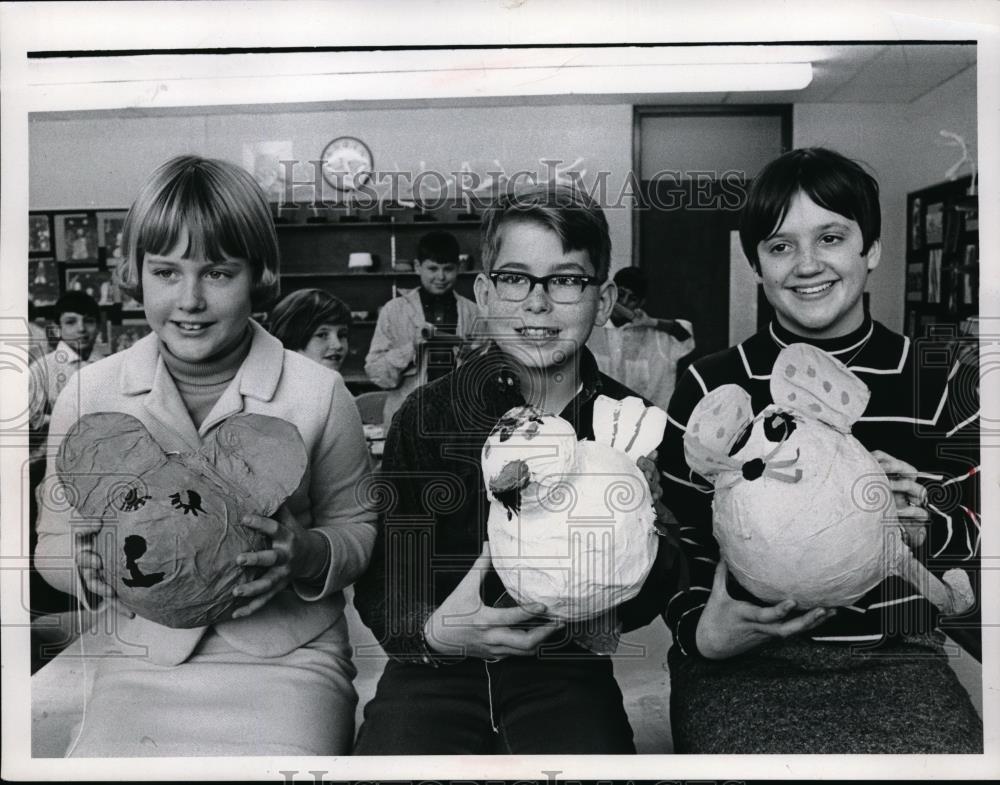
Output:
(159, 328), (253, 429)
(662, 314), (981, 660)
(768, 314), (874, 358)
(157, 326), (332, 584)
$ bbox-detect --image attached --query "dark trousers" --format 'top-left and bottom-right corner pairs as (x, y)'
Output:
(353, 652), (636, 755)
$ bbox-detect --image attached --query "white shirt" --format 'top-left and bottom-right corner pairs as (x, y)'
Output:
(586, 319), (695, 411)
(29, 340), (103, 430)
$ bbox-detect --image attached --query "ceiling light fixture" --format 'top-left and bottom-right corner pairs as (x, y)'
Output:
(26, 48), (814, 112)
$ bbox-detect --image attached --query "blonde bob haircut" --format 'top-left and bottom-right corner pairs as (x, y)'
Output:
(116, 155), (280, 309)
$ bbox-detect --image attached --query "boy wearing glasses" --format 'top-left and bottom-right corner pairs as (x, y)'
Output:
(353, 184), (679, 754)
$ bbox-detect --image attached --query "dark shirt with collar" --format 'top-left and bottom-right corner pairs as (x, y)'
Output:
(418, 287), (459, 335)
(353, 343), (682, 665)
(418, 287), (460, 382)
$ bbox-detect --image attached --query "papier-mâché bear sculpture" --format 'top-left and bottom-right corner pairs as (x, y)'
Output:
(482, 395), (667, 626)
(56, 412), (308, 628)
(682, 342), (973, 615)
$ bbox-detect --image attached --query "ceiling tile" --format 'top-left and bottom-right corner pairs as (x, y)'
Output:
(827, 43), (976, 103)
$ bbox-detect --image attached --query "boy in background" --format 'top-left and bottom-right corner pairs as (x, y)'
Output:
(28, 290), (103, 640)
(364, 230), (481, 424)
(29, 290), (103, 432)
(587, 266), (694, 410)
(353, 184), (679, 755)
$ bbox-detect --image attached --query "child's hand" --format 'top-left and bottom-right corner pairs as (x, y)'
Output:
(231, 507), (331, 618)
(637, 450), (671, 523)
(871, 449), (930, 547)
(695, 561), (835, 660)
(423, 542), (564, 660)
(74, 536), (134, 618)
(623, 309), (658, 329)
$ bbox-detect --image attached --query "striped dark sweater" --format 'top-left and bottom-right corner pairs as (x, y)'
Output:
(662, 315), (981, 660)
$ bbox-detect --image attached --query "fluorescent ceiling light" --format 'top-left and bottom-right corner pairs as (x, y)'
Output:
(28, 46), (823, 82)
(26, 48), (813, 112)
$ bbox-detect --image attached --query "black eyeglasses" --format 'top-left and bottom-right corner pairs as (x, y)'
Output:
(488, 271), (600, 304)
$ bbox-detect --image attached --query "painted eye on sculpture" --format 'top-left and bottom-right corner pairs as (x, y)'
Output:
(764, 412), (796, 443)
(118, 486), (151, 512)
(169, 490), (205, 517)
(728, 421), (754, 457)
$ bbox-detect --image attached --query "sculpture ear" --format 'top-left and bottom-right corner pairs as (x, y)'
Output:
(202, 414), (309, 516)
(55, 412), (168, 520)
(592, 395), (668, 460)
(771, 343), (870, 432)
(682, 385), (753, 479)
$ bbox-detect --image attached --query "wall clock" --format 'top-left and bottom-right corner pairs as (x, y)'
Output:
(320, 136), (373, 192)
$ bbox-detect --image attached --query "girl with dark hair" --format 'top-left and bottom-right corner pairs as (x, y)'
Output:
(663, 147), (981, 754)
(269, 288), (352, 372)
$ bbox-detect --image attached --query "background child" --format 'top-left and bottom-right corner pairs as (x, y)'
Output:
(352, 184), (679, 755)
(587, 266), (695, 410)
(662, 147), (981, 753)
(364, 229), (482, 424)
(28, 291), (102, 433)
(34, 155), (376, 756)
(269, 287), (353, 372)
(27, 293), (104, 658)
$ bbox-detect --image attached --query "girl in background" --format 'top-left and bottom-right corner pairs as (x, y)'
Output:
(268, 288), (352, 372)
(35, 155), (376, 756)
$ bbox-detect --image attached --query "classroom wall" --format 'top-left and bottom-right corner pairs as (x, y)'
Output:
(794, 65), (977, 332)
(30, 64), (977, 331)
(29, 103), (635, 272)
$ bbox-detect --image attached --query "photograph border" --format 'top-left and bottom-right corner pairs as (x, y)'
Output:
(2, 1), (998, 782)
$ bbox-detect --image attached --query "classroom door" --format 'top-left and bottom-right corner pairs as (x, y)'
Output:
(634, 109), (789, 363)
(637, 178), (745, 361)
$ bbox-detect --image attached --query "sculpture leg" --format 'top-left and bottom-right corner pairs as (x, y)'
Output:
(895, 548), (974, 616)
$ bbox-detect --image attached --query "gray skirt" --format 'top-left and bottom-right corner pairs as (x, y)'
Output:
(66, 617), (357, 757)
(669, 633), (982, 754)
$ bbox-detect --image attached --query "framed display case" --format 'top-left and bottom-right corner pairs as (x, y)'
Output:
(27, 209), (137, 323)
(28, 258), (59, 306)
(903, 175), (978, 338)
(108, 319), (154, 354)
(29, 213), (53, 255)
(63, 265), (115, 306)
(28, 201), (484, 392)
(54, 212), (99, 262)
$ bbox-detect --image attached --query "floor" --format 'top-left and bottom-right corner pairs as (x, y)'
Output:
(31, 598), (982, 757)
